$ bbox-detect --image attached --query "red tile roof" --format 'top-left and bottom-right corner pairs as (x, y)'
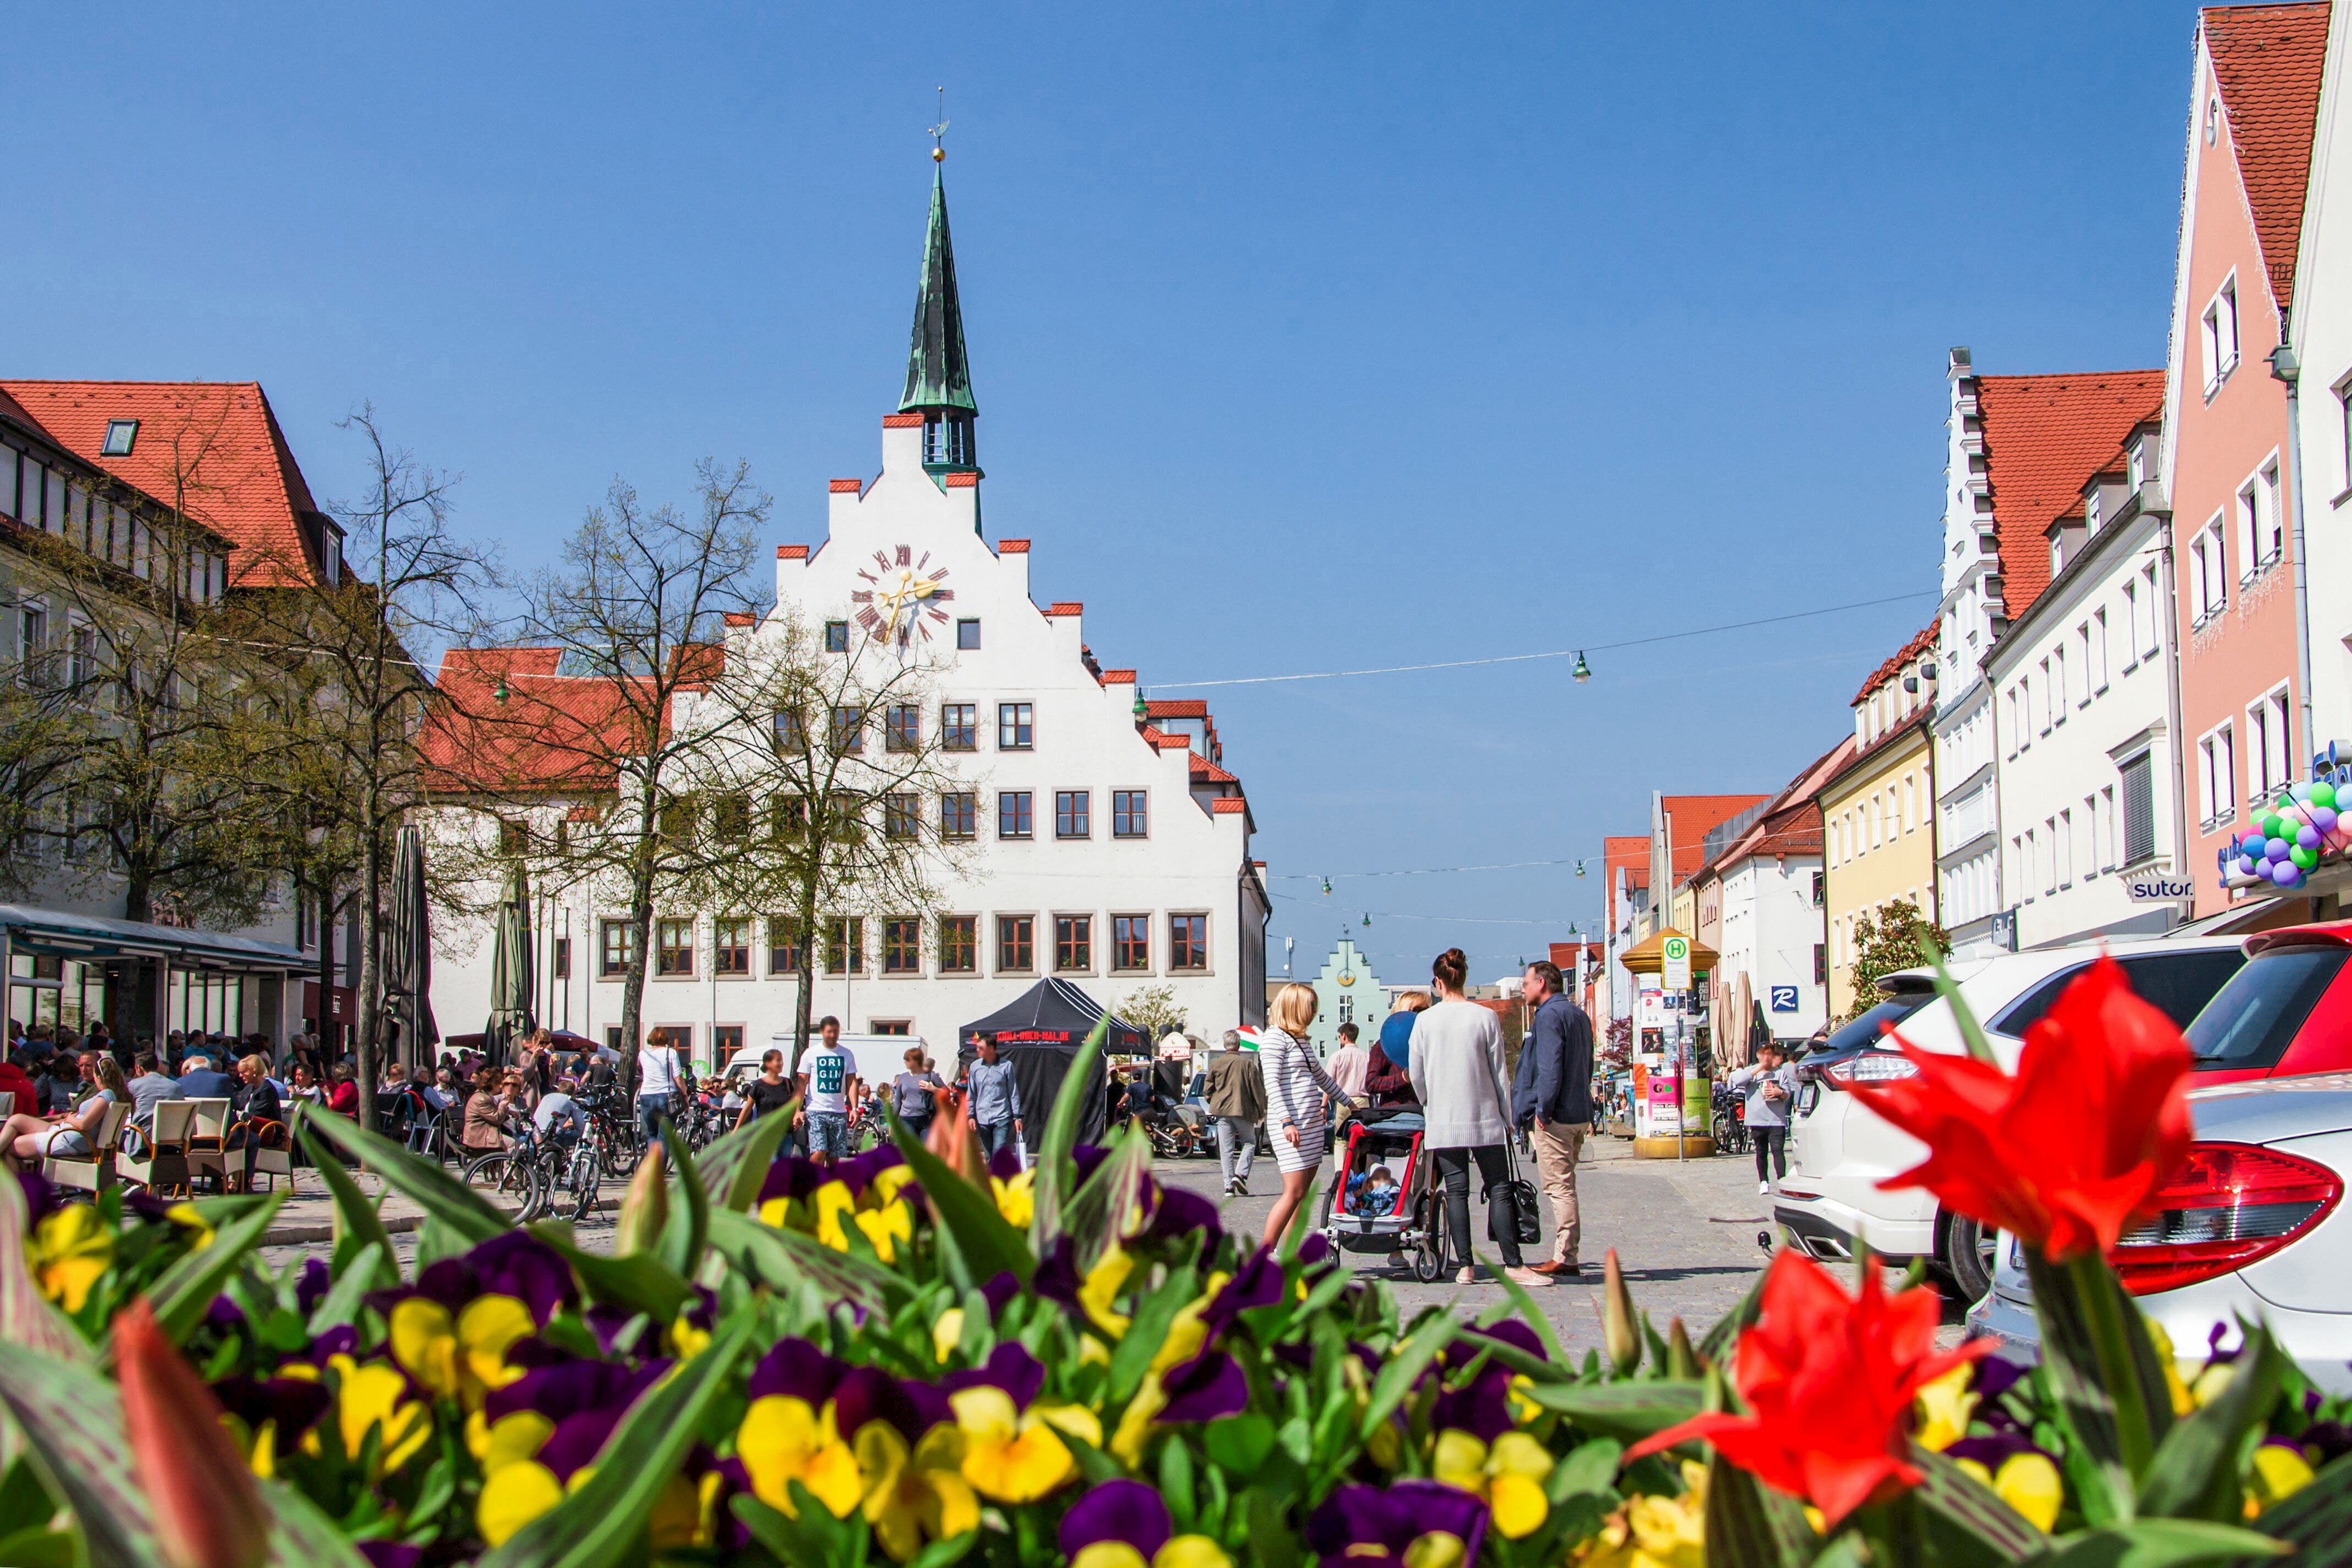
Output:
(1045, 602), (1082, 617)
(1190, 752), (1240, 784)
(883, 413), (924, 428)
(1099, 668), (1136, 684)
(944, 472), (979, 489)
(1210, 797), (1247, 815)
(1146, 699), (1208, 718)
(997, 539), (1030, 554)
(1851, 624), (1941, 705)
(829, 478), (862, 494)
(1975, 371), (2165, 617)
(0, 380), (324, 587)
(777, 544), (810, 560)
(421, 648), (658, 793)
(2206, 2), (2331, 309)
(722, 611), (756, 628)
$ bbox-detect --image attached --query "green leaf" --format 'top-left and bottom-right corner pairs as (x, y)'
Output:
(888, 1110), (1035, 1284)
(1032, 1016), (1110, 1242)
(1552, 1437), (1624, 1500)
(1360, 1314), (1459, 1441)
(524, 1222), (693, 1324)
(2138, 1324), (2283, 1521)
(1705, 1446), (1820, 1568)
(261, 1478), (372, 1568)
(1481, 1253), (1568, 1366)
(0, 1454), (57, 1536)
(299, 1117), (394, 1264)
(305, 1242), (388, 1335)
(1245, 1486), (1303, 1568)
(703, 1207), (905, 1317)
(295, 1103), (508, 1244)
(1057, 1122), (1152, 1266)
(2024, 1245), (2172, 1516)
(1520, 1379), (1707, 1441)
(1105, 1264), (1198, 1407)
(695, 1102), (796, 1213)
(1160, 1436), (1197, 1532)
(2038, 1518), (2287, 1568)
(140, 1194), (286, 1347)
(1204, 1413), (1277, 1474)
(907, 1531), (980, 1568)
(655, 1121), (709, 1280)
(0, 1526), (75, 1568)
(0, 1343), (164, 1568)
(2245, 1451), (2352, 1565)
(729, 1495), (833, 1566)
(1910, 1444), (2049, 1568)
(477, 1313), (752, 1568)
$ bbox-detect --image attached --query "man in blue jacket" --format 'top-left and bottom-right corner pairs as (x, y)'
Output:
(1510, 960), (1594, 1277)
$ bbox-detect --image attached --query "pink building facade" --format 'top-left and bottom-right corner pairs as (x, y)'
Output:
(2164, 2), (2329, 919)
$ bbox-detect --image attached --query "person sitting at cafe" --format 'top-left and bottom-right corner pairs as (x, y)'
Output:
(3, 1056), (127, 1167)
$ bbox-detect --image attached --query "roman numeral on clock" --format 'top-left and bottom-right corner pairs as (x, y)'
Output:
(855, 607), (881, 628)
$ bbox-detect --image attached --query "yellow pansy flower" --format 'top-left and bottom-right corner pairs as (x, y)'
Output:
(479, 1461), (564, 1547)
(331, 1360), (433, 1475)
(1993, 1453), (2063, 1531)
(466, 1409), (556, 1473)
(2248, 1444), (2317, 1517)
(853, 1419), (980, 1562)
(1072, 1538), (1234, 1568)
(29, 1202), (113, 1313)
(1434, 1428), (1555, 1539)
(1078, 1245), (1135, 1338)
(737, 1395), (862, 1519)
(389, 1293), (533, 1407)
(949, 1385), (1080, 1503)
(991, 1168), (1036, 1229)
(856, 1202), (913, 1263)
(165, 1202), (215, 1251)
(932, 1308), (966, 1364)
(1915, 1364), (1979, 1452)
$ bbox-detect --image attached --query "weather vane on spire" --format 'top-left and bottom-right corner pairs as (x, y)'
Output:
(929, 86), (949, 163)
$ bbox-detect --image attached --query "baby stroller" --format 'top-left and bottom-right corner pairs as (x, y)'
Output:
(1316, 1106), (1446, 1280)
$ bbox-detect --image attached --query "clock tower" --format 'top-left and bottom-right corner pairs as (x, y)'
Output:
(902, 154), (980, 485)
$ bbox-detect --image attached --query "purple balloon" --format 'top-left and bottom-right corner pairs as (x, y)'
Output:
(2274, 860), (2303, 886)
(2270, 838), (2293, 861)
(2318, 807), (2341, 833)
(2240, 854), (2260, 875)
(2300, 825), (2323, 849)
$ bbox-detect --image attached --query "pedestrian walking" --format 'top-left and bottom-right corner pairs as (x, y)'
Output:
(734, 1049), (796, 1130)
(1730, 1042), (1796, 1191)
(1510, 959), (1594, 1277)
(1407, 948), (1550, 1289)
(964, 1034), (1023, 1159)
(892, 1047), (946, 1141)
(794, 1017), (858, 1166)
(1205, 1029), (1266, 1197)
(1259, 983), (1358, 1249)
(1328, 1022), (1370, 1110)
(636, 1027), (686, 1143)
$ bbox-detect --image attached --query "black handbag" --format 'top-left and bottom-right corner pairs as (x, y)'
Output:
(1480, 1042), (1544, 1247)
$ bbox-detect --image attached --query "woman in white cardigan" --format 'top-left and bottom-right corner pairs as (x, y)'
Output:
(1258, 982), (1357, 1248)
(1407, 948), (1550, 1288)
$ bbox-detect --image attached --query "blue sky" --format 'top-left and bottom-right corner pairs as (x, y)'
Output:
(3, 3), (2207, 989)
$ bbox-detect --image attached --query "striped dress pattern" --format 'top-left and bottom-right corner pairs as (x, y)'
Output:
(1261, 1028), (1347, 1175)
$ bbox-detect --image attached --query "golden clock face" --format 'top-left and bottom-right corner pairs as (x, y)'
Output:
(850, 545), (955, 648)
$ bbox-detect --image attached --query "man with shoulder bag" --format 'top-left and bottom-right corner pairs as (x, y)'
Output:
(1511, 960), (1595, 1278)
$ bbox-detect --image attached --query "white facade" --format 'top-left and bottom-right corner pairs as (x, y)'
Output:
(2296, 1), (2352, 754)
(1932, 350), (2007, 955)
(433, 414), (1271, 1064)
(1984, 432), (2184, 949)
(1713, 854), (1827, 1042)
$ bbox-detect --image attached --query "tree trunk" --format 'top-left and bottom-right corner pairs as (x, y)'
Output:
(616, 783), (659, 1098)
(792, 889), (817, 1076)
(123, 865), (152, 926)
(355, 819), (384, 1131)
(317, 876), (337, 1066)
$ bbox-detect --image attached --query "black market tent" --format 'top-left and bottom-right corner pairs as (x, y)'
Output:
(960, 978), (1148, 1151)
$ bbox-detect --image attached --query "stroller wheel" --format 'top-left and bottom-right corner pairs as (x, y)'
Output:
(1410, 1195), (1446, 1283)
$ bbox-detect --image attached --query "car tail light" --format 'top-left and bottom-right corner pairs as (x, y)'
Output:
(2109, 1142), (2342, 1296)
(1821, 1052), (1921, 1090)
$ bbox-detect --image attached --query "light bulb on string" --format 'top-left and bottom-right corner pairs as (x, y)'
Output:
(1321, 876), (1332, 896)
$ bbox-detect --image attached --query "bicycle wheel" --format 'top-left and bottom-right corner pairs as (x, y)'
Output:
(467, 1153), (543, 1220)
(567, 1151), (601, 1225)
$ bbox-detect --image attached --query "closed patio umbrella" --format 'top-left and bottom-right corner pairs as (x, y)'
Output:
(1731, 971), (1754, 1068)
(483, 861), (535, 1064)
(382, 825), (440, 1073)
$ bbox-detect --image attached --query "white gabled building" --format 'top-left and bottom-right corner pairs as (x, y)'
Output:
(431, 162), (1271, 1064)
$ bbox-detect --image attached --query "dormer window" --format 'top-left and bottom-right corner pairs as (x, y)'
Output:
(2086, 490), (2102, 531)
(2128, 442), (2145, 490)
(2051, 537), (2063, 576)
(102, 420), (138, 456)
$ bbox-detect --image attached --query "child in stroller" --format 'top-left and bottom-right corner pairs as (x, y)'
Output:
(1318, 1106), (1450, 1279)
(1345, 1163), (1400, 1216)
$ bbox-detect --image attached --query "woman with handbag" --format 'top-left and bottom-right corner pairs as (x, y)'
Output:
(1406, 948), (1550, 1289)
(1259, 982), (1360, 1249)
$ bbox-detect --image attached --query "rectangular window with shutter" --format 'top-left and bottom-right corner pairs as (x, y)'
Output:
(2121, 753), (2154, 865)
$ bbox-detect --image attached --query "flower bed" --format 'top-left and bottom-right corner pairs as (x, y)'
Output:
(4, 966), (2352, 1568)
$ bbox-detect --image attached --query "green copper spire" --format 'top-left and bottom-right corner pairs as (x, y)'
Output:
(900, 163), (977, 418)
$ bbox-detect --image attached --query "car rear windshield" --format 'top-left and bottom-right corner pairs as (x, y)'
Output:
(1991, 950), (2247, 1038)
(1812, 996), (1931, 1057)
(2184, 947), (2347, 1071)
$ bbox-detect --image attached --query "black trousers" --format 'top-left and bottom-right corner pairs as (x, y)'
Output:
(1432, 1145), (1526, 1270)
(1754, 1125), (1788, 1183)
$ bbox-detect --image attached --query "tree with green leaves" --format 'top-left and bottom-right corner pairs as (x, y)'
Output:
(1842, 896), (1953, 1024)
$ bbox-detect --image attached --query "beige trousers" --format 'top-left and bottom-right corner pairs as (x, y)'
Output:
(1530, 1118), (1587, 1265)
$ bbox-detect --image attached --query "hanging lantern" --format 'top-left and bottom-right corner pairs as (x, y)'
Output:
(1572, 651), (1592, 684)
(1132, 690), (1149, 722)
(1360, 912), (1371, 927)
(1322, 876), (1333, 896)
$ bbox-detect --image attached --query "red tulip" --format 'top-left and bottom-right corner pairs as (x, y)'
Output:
(926, 1086), (988, 1187)
(115, 1297), (271, 1568)
(1853, 955), (2194, 1261)
(1628, 1251), (1984, 1525)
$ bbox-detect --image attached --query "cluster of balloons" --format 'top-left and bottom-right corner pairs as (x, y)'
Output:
(2221, 779), (2347, 891)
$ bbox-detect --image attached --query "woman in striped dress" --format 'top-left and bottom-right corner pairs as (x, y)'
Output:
(1259, 982), (1359, 1248)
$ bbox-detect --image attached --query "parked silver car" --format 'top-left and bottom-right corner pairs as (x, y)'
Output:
(1966, 1073), (2352, 1392)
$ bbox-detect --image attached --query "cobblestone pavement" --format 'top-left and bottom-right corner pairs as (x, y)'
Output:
(1156, 1132), (1777, 1356)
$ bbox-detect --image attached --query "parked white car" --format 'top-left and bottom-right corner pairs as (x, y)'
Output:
(1966, 1073), (2352, 1393)
(1774, 936), (2246, 1300)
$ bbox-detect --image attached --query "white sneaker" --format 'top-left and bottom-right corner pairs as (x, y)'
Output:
(1758, 1180), (1771, 1194)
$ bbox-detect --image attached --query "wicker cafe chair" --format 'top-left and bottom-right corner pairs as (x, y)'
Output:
(41, 1099), (132, 1194)
(119, 1099), (199, 1199)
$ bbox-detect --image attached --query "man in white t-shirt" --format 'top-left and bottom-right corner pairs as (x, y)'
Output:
(636, 1028), (686, 1143)
(795, 1016), (859, 1165)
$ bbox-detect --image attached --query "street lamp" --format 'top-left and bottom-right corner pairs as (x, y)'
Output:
(1572, 651), (1592, 684)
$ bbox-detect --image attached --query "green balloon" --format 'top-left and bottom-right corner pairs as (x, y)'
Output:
(2264, 814), (2287, 840)
(2293, 845), (2320, 870)
(2318, 783), (2339, 810)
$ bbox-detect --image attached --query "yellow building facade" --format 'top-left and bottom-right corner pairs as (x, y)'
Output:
(1819, 628), (1941, 1018)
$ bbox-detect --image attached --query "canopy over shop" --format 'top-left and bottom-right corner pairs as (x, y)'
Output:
(0, 904), (313, 1049)
(1616, 927), (1718, 1157)
(960, 978), (1148, 1152)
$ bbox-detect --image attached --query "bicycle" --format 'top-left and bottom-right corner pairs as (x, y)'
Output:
(513, 1113), (602, 1225)
(461, 1117), (545, 1221)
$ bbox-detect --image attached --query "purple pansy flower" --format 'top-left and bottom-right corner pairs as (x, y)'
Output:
(485, 1358), (668, 1424)
(943, 1342), (1047, 1411)
(356, 1543), (424, 1568)
(295, 1257), (332, 1317)
(758, 1155), (830, 1206)
(834, 1144), (907, 1198)
(1145, 1183), (1222, 1248)
(746, 1337), (846, 1405)
(1156, 1352), (1248, 1424)
(1032, 1237), (1085, 1313)
(1946, 1433), (2047, 1470)
(1204, 1245), (1284, 1333)
(204, 1295), (246, 1331)
(1305, 1480), (1489, 1568)
(211, 1375), (332, 1442)
(1060, 1479), (1171, 1561)
(1432, 1360), (1515, 1442)
(832, 1364), (948, 1444)
(14, 1169), (61, 1224)
(537, 1408), (624, 1481)
(988, 1145), (1026, 1182)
